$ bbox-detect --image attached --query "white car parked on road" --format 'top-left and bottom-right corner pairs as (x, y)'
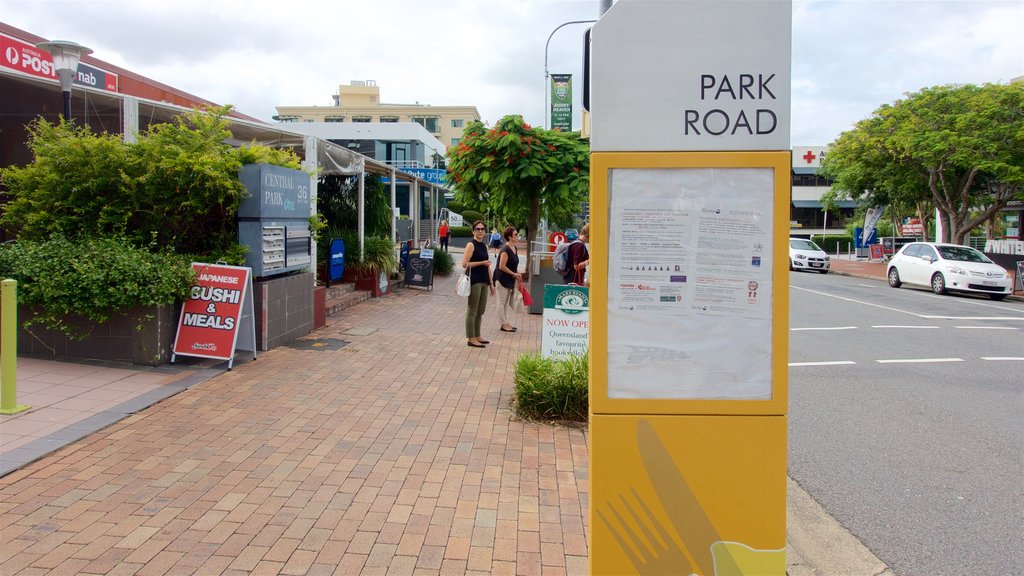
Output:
(886, 242), (1012, 300)
(789, 238), (830, 274)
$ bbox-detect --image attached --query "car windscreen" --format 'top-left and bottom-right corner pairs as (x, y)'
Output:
(937, 246), (992, 263)
(790, 240), (819, 250)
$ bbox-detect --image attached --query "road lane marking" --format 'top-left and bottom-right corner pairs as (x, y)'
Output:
(789, 361), (857, 367)
(954, 326), (1020, 330)
(792, 286), (923, 317)
(981, 357), (1024, 361)
(791, 326), (857, 331)
(792, 286), (1024, 321)
(921, 315), (1024, 321)
(871, 325), (939, 329)
(876, 358), (964, 364)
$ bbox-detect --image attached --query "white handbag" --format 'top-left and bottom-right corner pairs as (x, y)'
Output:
(456, 271), (471, 297)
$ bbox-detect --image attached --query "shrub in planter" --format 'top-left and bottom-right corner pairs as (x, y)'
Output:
(355, 236), (398, 277)
(432, 249), (455, 276)
(513, 352), (589, 422)
(0, 109), (301, 262)
(450, 225), (472, 238)
(345, 236), (398, 295)
(0, 237), (194, 338)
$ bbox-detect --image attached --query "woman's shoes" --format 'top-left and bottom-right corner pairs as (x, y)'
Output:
(478, 339), (490, 344)
(500, 326), (517, 332)
(467, 341), (486, 348)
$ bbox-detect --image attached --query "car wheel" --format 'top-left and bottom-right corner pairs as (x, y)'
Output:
(931, 273), (947, 295)
(990, 293), (1006, 301)
(819, 269), (829, 275)
(887, 267), (901, 288)
(789, 259), (795, 271)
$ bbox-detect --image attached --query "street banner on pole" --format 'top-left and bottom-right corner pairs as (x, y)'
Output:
(863, 205), (884, 246)
(550, 73), (573, 131)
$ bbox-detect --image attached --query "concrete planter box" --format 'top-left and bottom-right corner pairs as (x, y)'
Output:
(313, 285), (326, 330)
(344, 268), (394, 298)
(252, 272), (314, 351)
(2, 304), (180, 366)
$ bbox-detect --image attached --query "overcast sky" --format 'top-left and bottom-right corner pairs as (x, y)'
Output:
(2, 0), (1021, 146)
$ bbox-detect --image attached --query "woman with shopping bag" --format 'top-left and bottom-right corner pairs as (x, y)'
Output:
(491, 226), (522, 333)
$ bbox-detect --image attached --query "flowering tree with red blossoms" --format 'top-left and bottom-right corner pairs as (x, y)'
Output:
(445, 114), (589, 263)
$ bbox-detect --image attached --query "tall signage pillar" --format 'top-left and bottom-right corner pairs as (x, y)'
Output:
(588, 1), (792, 574)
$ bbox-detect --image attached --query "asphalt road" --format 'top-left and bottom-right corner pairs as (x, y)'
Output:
(787, 271), (1024, 576)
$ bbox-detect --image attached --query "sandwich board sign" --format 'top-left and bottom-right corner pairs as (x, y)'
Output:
(172, 263), (256, 369)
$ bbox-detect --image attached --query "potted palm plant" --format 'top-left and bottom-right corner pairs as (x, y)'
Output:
(350, 236), (398, 297)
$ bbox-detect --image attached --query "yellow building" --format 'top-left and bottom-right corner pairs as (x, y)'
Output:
(274, 80), (480, 148)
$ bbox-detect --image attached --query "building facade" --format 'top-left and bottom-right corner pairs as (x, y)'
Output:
(278, 121), (447, 169)
(274, 80), (480, 149)
(276, 121), (448, 221)
(790, 145), (856, 236)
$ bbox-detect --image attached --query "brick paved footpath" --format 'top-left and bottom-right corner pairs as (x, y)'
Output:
(0, 268), (589, 575)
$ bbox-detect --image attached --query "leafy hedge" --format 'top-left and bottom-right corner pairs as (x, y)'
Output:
(461, 210), (485, 225)
(0, 237), (195, 337)
(0, 107), (302, 262)
(513, 352), (589, 422)
(810, 234), (854, 254)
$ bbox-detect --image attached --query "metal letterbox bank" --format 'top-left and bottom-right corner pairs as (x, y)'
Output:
(237, 163), (312, 278)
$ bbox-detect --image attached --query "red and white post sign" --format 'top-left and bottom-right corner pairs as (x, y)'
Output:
(1, 32), (119, 92)
(173, 263), (255, 366)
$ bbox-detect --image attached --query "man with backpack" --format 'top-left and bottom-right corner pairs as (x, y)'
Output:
(553, 223), (590, 284)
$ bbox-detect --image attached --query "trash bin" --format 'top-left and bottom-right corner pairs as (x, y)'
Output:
(528, 249), (563, 314)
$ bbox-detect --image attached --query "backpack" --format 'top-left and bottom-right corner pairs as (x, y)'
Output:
(552, 239), (576, 276)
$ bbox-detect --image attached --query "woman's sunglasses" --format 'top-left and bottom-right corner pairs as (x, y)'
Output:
(473, 227), (486, 231)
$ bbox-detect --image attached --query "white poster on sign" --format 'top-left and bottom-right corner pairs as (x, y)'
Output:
(607, 168), (774, 399)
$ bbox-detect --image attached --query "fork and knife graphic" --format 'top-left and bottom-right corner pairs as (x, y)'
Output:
(597, 419), (785, 575)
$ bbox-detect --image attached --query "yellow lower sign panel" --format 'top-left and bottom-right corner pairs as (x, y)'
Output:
(591, 414), (787, 575)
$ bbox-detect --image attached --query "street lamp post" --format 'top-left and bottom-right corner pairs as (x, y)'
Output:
(35, 40), (92, 121)
(543, 20), (596, 129)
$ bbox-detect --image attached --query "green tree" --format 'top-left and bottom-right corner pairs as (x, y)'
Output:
(820, 83), (1024, 244)
(446, 115), (589, 261)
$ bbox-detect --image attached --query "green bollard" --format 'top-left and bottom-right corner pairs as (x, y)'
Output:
(0, 279), (29, 414)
